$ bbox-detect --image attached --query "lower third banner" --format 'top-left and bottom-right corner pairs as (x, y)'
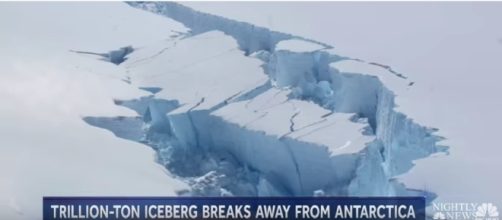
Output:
(43, 196), (425, 220)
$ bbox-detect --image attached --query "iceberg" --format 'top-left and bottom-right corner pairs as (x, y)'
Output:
(85, 11), (446, 198)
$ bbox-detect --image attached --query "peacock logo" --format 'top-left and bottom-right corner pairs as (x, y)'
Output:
(475, 203), (499, 220)
(433, 212), (447, 220)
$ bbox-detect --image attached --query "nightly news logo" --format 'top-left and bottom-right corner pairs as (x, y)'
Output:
(432, 203), (499, 220)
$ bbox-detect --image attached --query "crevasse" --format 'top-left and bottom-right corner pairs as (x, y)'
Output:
(126, 2), (331, 54)
(253, 49), (445, 197)
(85, 2), (448, 200)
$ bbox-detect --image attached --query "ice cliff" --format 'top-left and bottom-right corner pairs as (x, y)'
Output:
(84, 2), (447, 200)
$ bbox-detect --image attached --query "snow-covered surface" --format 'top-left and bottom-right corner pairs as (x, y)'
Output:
(124, 31), (267, 111)
(0, 2), (188, 218)
(212, 88), (372, 155)
(276, 39), (325, 53)
(2, 1), (501, 218)
(182, 1), (502, 207)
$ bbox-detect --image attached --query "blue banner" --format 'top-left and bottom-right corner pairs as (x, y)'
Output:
(43, 197), (425, 220)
